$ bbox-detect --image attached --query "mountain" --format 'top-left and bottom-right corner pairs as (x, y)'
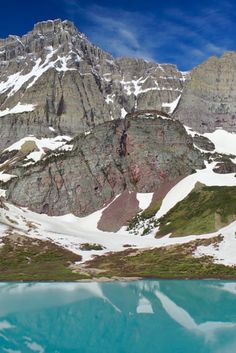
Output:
(0, 19), (235, 280)
(0, 19), (186, 150)
(174, 52), (236, 132)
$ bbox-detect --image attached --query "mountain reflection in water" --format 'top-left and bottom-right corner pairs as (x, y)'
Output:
(0, 280), (236, 353)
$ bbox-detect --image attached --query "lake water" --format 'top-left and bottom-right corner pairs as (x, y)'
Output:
(0, 280), (236, 353)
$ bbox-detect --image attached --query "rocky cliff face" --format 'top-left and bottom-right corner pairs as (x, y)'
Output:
(6, 112), (203, 216)
(174, 52), (236, 133)
(3, 18), (235, 225)
(0, 19), (187, 150)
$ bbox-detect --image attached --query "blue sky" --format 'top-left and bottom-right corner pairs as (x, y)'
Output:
(0, 0), (235, 70)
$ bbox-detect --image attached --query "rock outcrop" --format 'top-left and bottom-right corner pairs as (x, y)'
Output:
(6, 112), (203, 216)
(192, 135), (215, 151)
(174, 52), (236, 132)
(0, 19), (187, 150)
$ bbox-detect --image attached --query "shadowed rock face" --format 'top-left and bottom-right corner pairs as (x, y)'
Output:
(6, 113), (204, 216)
(174, 52), (236, 133)
(0, 19), (187, 150)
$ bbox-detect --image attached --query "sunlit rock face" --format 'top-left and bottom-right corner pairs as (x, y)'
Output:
(174, 52), (236, 133)
(0, 19), (187, 150)
(6, 112), (203, 216)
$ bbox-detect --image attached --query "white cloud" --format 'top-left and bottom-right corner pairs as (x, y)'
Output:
(61, 0), (235, 69)
(62, 1), (157, 60)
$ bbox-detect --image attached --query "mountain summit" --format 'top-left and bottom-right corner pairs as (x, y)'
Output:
(0, 19), (186, 150)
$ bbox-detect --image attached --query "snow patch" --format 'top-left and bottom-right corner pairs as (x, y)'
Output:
(105, 94), (115, 104)
(194, 221), (236, 266)
(0, 103), (36, 117)
(121, 107), (127, 118)
(184, 126), (197, 138)
(162, 95), (181, 114)
(0, 172), (16, 183)
(204, 130), (236, 156)
(136, 193), (153, 210)
(5, 135), (72, 162)
(180, 71), (190, 81)
(184, 126), (236, 156)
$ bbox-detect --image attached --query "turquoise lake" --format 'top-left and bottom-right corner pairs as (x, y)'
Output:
(0, 280), (236, 352)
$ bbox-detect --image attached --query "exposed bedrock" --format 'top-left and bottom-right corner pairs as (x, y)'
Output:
(6, 113), (204, 217)
(174, 52), (236, 133)
(0, 19), (186, 150)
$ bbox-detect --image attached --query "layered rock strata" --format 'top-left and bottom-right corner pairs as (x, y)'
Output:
(0, 19), (187, 150)
(174, 52), (236, 132)
(6, 112), (203, 216)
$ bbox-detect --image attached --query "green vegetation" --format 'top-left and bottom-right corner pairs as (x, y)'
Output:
(1, 231), (235, 281)
(85, 236), (236, 279)
(127, 200), (161, 235)
(0, 234), (90, 281)
(80, 243), (105, 251)
(141, 200), (162, 219)
(156, 184), (236, 237)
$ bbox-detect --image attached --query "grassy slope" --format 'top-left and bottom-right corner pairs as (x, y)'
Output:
(1, 232), (236, 280)
(84, 236), (236, 279)
(0, 233), (90, 281)
(156, 184), (236, 237)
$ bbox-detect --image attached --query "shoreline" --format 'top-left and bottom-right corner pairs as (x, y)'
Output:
(0, 276), (236, 283)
